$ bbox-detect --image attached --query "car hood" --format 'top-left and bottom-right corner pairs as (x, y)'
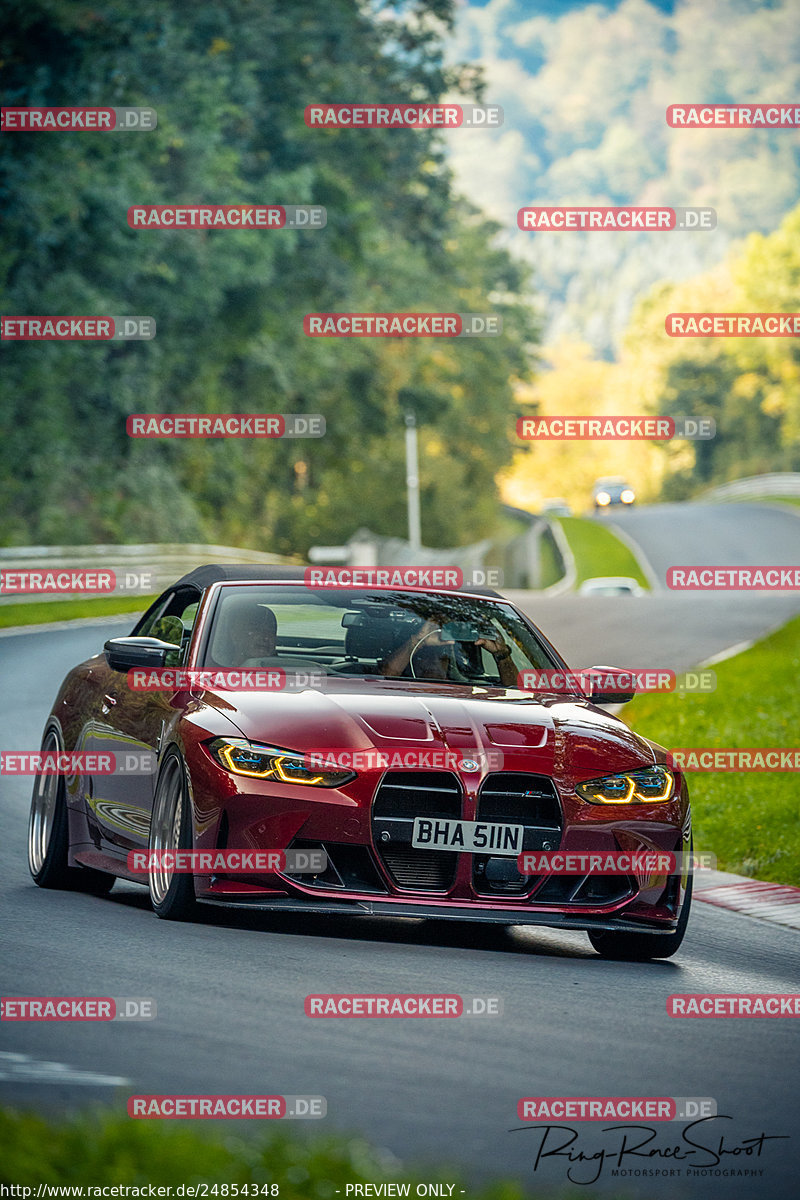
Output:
(199, 680), (657, 779)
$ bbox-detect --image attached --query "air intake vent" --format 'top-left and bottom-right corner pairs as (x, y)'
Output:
(380, 846), (456, 890)
(473, 773), (563, 895)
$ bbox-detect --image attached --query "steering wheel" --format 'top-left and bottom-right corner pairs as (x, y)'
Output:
(408, 626), (452, 680)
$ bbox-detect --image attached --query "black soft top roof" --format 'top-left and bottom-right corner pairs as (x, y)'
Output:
(173, 564), (501, 598)
(175, 565), (308, 589)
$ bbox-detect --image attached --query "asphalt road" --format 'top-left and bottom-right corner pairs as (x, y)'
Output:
(605, 501), (800, 584)
(508, 500), (800, 670)
(506, 587), (800, 676)
(1, 502), (798, 1200)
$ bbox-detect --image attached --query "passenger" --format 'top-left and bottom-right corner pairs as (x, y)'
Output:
(224, 601), (278, 667)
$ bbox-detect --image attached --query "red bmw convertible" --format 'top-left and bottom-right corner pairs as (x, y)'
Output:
(28, 565), (692, 960)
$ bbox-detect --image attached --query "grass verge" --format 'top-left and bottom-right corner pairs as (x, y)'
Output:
(735, 495), (800, 508)
(0, 595), (158, 629)
(626, 613), (800, 885)
(0, 1107), (573, 1198)
(553, 517), (649, 589)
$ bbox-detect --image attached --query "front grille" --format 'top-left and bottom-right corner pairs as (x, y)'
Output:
(477, 773), (562, 827)
(372, 771), (461, 892)
(473, 773), (563, 895)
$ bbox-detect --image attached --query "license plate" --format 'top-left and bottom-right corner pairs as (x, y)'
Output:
(411, 817), (524, 857)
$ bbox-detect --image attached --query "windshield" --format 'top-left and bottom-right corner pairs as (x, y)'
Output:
(199, 585), (562, 688)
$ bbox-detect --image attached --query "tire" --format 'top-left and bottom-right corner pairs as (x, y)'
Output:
(28, 727), (115, 895)
(588, 870), (693, 962)
(148, 749), (198, 920)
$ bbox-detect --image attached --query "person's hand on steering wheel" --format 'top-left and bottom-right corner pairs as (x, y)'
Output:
(474, 634), (517, 685)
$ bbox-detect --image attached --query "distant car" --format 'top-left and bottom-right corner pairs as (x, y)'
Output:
(540, 498), (572, 518)
(578, 577), (646, 597)
(593, 477), (636, 510)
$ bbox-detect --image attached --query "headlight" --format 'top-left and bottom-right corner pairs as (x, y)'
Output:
(595, 491), (611, 506)
(207, 738), (356, 788)
(620, 488), (635, 504)
(576, 765), (675, 804)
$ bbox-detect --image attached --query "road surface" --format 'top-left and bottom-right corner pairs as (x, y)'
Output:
(1, 502), (798, 1199)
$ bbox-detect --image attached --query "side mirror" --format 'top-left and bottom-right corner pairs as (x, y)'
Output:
(104, 636), (181, 673)
(582, 665), (636, 705)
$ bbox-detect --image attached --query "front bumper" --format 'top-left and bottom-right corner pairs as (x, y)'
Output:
(189, 760), (689, 932)
(198, 893), (678, 934)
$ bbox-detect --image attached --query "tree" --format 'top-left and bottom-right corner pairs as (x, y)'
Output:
(0, 0), (539, 550)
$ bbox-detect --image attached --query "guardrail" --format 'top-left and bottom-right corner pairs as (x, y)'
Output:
(1, 521), (569, 605)
(702, 473), (800, 500)
(489, 511), (565, 589)
(335, 518), (568, 591)
(0, 543), (296, 604)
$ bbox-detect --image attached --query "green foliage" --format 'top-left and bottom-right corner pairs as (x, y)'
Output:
(0, 0), (539, 553)
(638, 204), (800, 492)
(0, 1107), (539, 1199)
(0, 594), (157, 627)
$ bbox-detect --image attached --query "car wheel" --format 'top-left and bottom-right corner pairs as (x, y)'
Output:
(28, 727), (115, 895)
(148, 749), (197, 920)
(587, 870), (693, 961)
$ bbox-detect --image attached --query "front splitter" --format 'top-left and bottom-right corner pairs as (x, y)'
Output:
(197, 894), (675, 935)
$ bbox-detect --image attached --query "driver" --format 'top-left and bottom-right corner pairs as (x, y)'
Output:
(381, 619), (517, 685)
